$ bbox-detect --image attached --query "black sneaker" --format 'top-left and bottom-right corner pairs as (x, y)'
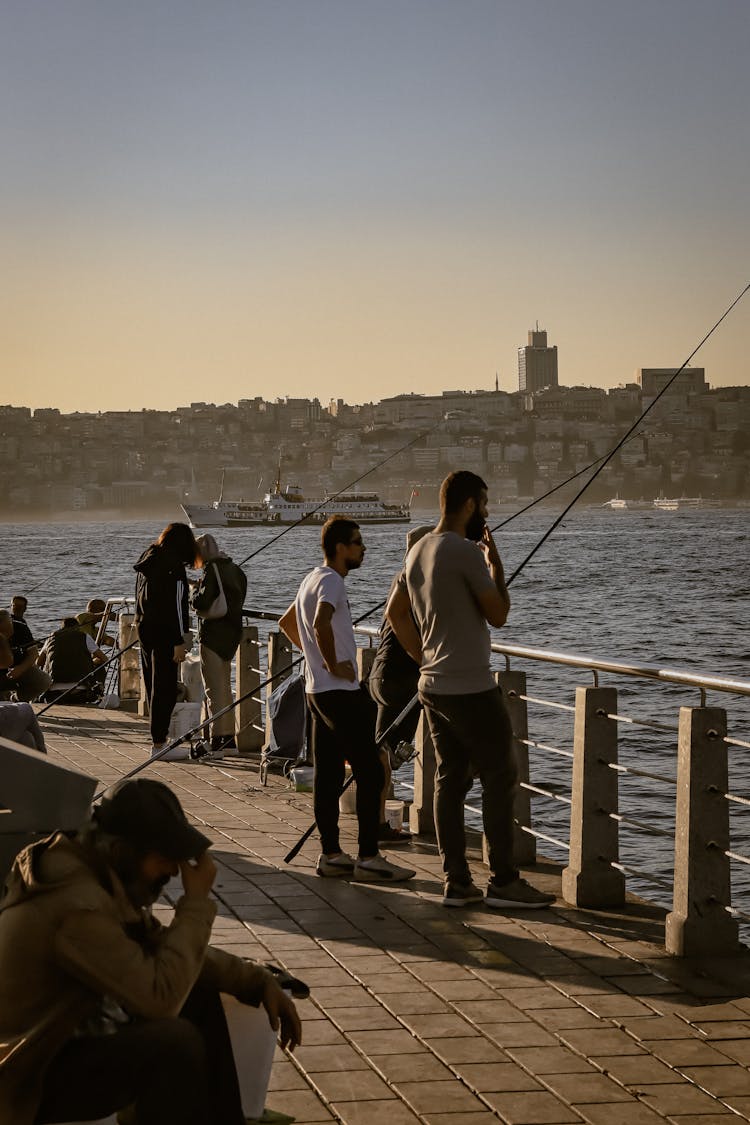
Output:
(485, 877), (555, 909)
(442, 880), (484, 907)
(377, 822), (413, 845)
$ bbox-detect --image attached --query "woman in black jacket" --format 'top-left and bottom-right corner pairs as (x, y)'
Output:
(134, 522), (198, 759)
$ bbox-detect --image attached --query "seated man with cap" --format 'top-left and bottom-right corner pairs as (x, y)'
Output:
(0, 778), (302, 1125)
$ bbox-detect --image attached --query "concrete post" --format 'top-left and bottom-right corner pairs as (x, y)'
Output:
(495, 669), (535, 866)
(356, 647), (376, 681)
(409, 714), (436, 837)
(117, 614), (141, 713)
(357, 646), (394, 801)
(265, 631), (294, 747)
(665, 706), (739, 956)
(562, 686), (625, 907)
(236, 625), (263, 754)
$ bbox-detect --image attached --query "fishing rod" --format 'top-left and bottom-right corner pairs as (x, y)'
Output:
(283, 694), (420, 864)
(94, 274), (750, 810)
(91, 594), (420, 796)
(91, 432), (650, 797)
(505, 279), (750, 583)
(281, 283), (750, 864)
(36, 639), (139, 717)
(236, 422), (443, 569)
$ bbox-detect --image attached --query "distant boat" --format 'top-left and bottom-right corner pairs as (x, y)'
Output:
(653, 495), (721, 511)
(181, 468), (410, 528)
(602, 496), (628, 510)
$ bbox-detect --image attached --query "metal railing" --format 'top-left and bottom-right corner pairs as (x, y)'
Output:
(354, 624), (750, 957)
(115, 607), (750, 956)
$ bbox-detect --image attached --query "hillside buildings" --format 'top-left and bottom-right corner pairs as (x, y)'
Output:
(1, 371), (748, 516)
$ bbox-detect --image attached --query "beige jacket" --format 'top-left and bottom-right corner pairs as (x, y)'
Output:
(0, 833), (274, 1125)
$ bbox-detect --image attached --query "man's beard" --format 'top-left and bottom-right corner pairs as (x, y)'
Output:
(109, 846), (171, 908)
(346, 557), (362, 571)
(466, 510), (486, 542)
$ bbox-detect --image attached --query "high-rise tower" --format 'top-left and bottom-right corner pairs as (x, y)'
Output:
(518, 323), (558, 393)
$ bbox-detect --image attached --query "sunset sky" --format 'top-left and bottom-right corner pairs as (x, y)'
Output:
(2, 0), (748, 412)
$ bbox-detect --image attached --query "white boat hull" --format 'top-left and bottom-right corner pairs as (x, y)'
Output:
(182, 496), (410, 529)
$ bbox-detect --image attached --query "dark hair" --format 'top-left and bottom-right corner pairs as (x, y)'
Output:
(11, 595), (27, 609)
(439, 470), (488, 515)
(62, 616), (79, 628)
(321, 516), (360, 560)
(156, 522), (198, 566)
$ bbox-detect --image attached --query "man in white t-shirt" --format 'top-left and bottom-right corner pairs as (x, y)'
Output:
(280, 517), (415, 884)
(388, 471), (555, 911)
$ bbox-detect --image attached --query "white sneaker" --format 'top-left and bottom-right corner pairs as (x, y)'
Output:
(316, 852), (356, 877)
(150, 743), (190, 762)
(354, 853), (416, 883)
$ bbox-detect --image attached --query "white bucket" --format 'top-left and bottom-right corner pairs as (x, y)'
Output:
(222, 994), (277, 1119)
(385, 800), (405, 830)
(290, 765), (314, 792)
(168, 701), (202, 743)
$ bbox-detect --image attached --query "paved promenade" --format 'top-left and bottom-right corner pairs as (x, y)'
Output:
(43, 706), (750, 1125)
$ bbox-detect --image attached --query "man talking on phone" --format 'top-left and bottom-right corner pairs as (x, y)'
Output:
(387, 470), (555, 911)
(0, 778), (301, 1125)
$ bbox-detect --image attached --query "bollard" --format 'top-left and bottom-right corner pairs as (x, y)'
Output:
(236, 625), (263, 753)
(665, 706), (739, 957)
(495, 669), (535, 866)
(264, 631), (294, 747)
(409, 714), (436, 836)
(356, 647), (375, 682)
(358, 647), (394, 801)
(562, 686), (625, 907)
(117, 614), (140, 713)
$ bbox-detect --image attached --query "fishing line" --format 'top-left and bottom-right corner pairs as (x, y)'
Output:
(92, 283), (749, 809)
(505, 280), (750, 585)
(87, 432), (650, 795)
(235, 422), (443, 569)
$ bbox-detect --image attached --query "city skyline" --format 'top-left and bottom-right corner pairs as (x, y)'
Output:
(2, 1), (749, 412)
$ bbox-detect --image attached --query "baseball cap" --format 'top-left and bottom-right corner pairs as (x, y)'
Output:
(94, 778), (211, 860)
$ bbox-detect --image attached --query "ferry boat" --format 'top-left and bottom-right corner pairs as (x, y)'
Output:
(653, 495), (720, 511)
(182, 471), (411, 528)
(602, 496), (628, 510)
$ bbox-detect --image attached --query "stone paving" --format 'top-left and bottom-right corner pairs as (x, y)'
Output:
(42, 706), (750, 1125)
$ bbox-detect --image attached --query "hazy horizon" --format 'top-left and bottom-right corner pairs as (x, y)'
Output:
(2, 0), (748, 412)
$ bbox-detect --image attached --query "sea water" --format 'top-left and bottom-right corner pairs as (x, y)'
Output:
(2, 507), (749, 917)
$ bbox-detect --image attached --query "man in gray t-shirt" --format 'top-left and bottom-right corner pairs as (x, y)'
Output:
(388, 470), (554, 911)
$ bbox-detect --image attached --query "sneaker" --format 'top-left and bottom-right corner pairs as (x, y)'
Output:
(354, 853), (416, 883)
(442, 880), (484, 908)
(485, 877), (556, 909)
(316, 852), (356, 878)
(150, 743), (190, 762)
(245, 1109), (296, 1125)
(377, 822), (413, 845)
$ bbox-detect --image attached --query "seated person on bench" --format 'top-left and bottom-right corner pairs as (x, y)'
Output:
(39, 616), (106, 701)
(0, 778), (302, 1125)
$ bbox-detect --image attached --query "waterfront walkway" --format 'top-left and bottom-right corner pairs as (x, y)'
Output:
(44, 706), (750, 1125)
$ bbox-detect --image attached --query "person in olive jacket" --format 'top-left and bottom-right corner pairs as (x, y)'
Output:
(0, 778), (301, 1125)
(192, 534), (248, 758)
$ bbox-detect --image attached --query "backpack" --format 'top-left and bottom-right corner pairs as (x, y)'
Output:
(260, 674), (309, 785)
